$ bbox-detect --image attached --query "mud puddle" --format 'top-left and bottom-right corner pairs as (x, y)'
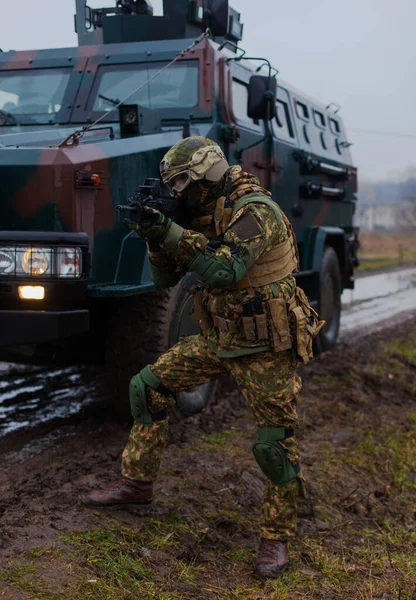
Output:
(340, 266), (416, 337)
(342, 265), (416, 306)
(0, 362), (102, 437)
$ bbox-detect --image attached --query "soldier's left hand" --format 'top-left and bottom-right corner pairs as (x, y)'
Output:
(124, 206), (171, 243)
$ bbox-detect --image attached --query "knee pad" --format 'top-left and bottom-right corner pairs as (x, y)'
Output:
(129, 365), (172, 425)
(253, 428), (300, 486)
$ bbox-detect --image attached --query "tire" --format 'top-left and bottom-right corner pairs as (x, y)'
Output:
(105, 274), (216, 420)
(317, 246), (342, 351)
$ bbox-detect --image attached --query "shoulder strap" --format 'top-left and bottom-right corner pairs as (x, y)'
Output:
(232, 193), (300, 268)
(231, 193), (283, 224)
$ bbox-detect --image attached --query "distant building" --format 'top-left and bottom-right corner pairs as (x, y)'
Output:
(354, 203), (408, 230)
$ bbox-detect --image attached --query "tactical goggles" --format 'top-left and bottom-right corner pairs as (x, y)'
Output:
(164, 170), (191, 194)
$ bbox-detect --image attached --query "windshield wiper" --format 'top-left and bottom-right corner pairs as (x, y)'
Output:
(98, 93), (122, 107)
(0, 109), (19, 126)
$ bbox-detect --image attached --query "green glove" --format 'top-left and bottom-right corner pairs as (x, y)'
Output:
(124, 206), (171, 244)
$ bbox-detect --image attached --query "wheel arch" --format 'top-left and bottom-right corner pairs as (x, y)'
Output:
(306, 226), (347, 288)
(104, 273), (216, 421)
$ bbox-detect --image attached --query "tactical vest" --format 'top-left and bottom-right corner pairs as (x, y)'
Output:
(191, 178), (324, 364)
(192, 181), (300, 291)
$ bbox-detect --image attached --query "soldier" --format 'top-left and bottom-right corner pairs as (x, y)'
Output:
(82, 136), (323, 577)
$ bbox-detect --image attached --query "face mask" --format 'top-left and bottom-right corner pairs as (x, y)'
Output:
(179, 178), (227, 212)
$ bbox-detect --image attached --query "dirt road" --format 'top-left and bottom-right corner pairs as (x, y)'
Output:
(341, 266), (416, 335)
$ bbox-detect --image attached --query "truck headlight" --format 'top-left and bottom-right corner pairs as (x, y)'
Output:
(0, 247), (16, 275)
(22, 248), (51, 276)
(56, 247), (82, 278)
(0, 245), (83, 279)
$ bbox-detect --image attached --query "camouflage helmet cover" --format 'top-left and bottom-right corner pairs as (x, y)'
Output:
(160, 136), (229, 187)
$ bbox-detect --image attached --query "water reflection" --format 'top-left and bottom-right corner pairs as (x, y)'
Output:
(342, 266), (416, 305)
(0, 362), (100, 436)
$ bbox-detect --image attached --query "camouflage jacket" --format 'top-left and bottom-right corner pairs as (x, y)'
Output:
(147, 188), (297, 358)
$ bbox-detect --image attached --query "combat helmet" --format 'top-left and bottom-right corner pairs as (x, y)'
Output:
(160, 136), (229, 195)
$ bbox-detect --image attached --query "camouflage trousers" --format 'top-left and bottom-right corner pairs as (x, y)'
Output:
(121, 334), (303, 541)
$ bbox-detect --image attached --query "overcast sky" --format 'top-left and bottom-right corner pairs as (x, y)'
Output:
(1, 0), (415, 183)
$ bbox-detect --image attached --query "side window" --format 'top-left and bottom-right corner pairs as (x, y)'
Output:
(272, 99), (295, 141)
(231, 79), (261, 130)
(329, 117), (341, 135)
(328, 117), (343, 154)
(313, 109), (328, 150)
(296, 100), (309, 120)
(294, 99), (311, 143)
(231, 79), (248, 121)
(313, 109), (326, 128)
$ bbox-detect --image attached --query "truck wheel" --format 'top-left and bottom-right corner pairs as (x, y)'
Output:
(318, 246), (341, 351)
(105, 274), (216, 421)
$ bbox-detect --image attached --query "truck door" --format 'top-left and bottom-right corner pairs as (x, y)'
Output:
(218, 58), (270, 189)
(269, 85), (299, 229)
(230, 78), (272, 188)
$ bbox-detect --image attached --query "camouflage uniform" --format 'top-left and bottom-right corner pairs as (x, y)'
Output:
(120, 141), (310, 541)
(122, 336), (302, 540)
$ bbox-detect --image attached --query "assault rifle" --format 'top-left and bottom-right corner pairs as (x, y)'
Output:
(116, 178), (187, 228)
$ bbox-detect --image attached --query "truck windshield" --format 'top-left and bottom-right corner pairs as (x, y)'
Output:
(0, 69), (71, 123)
(91, 61), (199, 114)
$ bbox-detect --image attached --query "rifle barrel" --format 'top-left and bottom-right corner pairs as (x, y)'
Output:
(116, 205), (137, 212)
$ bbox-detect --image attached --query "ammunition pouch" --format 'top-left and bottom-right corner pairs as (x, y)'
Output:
(267, 298), (292, 352)
(253, 427), (300, 486)
(207, 287), (324, 363)
(288, 287), (325, 364)
(266, 288), (325, 362)
(212, 315), (239, 334)
(129, 365), (172, 425)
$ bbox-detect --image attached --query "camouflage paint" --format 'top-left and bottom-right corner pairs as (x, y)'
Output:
(0, 16), (356, 309)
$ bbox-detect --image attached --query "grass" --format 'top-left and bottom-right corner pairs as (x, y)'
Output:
(185, 428), (247, 461)
(385, 338), (416, 362)
(357, 230), (416, 271)
(1, 329), (416, 599)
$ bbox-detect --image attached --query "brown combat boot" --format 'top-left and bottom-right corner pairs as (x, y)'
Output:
(255, 538), (288, 578)
(80, 478), (153, 507)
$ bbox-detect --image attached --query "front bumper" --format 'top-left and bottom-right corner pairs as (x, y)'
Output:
(0, 309), (90, 347)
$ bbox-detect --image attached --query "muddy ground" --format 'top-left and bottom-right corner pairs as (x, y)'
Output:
(0, 318), (415, 599)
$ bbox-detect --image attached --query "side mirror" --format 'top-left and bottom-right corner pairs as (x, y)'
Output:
(203, 0), (229, 37)
(247, 75), (277, 121)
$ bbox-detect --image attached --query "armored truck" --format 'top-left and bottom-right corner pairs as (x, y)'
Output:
(0, 0), (358, 409)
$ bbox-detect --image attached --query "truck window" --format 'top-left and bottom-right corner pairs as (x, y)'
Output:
(272, 99), (295, 142)
(312, 109), (327, 149)
(0, 69), (71, 121)
(231, 79), (262, 130)
(90, 61), (199, 113)
(313, 109), (326, 128)
(296, 100), (309, 120)
(329, 117), (341, 134)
